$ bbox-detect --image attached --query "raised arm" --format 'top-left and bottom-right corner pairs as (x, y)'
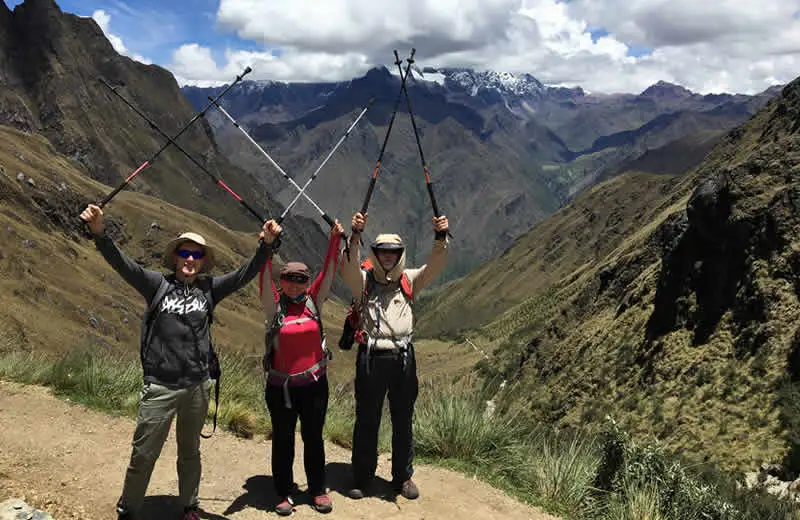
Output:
(211, 219), (279, 304)
(309, 220), (344, 306)
(259, 257), (278, 320)
(339, 212), (367, 298)
(80, 204), (163, 301)
(406, 216), (450, 299)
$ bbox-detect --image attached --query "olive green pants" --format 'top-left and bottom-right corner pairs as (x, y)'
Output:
(116, 380), (212, 515)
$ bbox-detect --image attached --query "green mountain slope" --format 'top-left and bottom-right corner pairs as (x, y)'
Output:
(429, 78), (800, 473)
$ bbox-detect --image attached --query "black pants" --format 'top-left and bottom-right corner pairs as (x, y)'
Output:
(351, 344), (418, 485)
(265, 376), (329, 497)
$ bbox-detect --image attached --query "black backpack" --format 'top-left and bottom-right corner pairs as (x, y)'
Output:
(143, 275), (221, 438)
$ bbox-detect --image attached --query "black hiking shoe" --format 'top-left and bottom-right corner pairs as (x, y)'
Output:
(348, 478), (371, 500)
(396, 479), (419, 500)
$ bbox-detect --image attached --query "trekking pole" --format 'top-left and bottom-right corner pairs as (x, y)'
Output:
(95, 66), (252, 208)
(277, 98), (375, 225)
(100, 77), (267, 224)
(357, 49), (415, 224)
(394, 49), (452, 238)
(207, 97), (340, 231)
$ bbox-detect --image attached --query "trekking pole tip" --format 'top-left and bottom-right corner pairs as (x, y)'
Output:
(244, 66), (253, 75)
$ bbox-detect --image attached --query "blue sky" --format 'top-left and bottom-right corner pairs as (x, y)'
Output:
(4, 0), (797, 94)
(7, 0), (261, 66)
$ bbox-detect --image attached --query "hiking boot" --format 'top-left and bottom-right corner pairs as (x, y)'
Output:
(180, 506), (201, 520)
(312, 494), (333, 514)
(275, 496), (295, 516)
(397, 479), (419, 500)
(347, 486), (365, 500)
(348, 479), (369, 500)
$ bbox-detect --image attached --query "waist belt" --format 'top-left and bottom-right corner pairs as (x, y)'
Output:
(360, 334), (413, 374)
(267, 357), (328, 409)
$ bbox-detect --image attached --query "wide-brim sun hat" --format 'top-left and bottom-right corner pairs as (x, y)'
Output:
(163, 232), (215, 273)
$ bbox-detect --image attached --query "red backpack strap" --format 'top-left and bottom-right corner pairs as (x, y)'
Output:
(400, 273), (413, 302)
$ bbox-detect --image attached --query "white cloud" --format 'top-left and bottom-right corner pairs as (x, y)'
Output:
(216, 0), (522, 56)
(171, 44), (372, 85)
(168, 0), (799, 94)
(91, 9), (152, 65)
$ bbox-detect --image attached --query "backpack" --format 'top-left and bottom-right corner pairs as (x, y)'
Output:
(143, 276), (221, 439)
(338, 258), (413, 350)
(263, 293), (330, 408)
(263, 293), (329, 374)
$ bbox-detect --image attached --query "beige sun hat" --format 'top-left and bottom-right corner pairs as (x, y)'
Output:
(162, 232), (215, 273)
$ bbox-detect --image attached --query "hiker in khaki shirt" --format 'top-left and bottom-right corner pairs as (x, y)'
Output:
(340, 211), (449, 500)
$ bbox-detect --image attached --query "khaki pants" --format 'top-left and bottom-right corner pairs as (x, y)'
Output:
(116, 380), (212, 515)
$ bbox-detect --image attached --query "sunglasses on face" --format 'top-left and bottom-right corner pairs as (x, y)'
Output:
(281, 274), (309, 284)
(176, 249), (205, 259)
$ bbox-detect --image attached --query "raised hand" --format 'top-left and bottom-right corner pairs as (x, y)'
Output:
(80, 204), (104, 235)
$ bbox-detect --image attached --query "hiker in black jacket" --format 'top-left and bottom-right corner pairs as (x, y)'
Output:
(80, 203), (279, 520)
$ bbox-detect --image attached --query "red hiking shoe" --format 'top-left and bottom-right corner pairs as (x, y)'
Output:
(312, 493), (333, 514)
(275, 496), (295, 516)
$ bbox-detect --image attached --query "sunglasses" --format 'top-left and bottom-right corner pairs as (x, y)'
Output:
(281, 274), (309, 284)
(176, 249), (205, 259)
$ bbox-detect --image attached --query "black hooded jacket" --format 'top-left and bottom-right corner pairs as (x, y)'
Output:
(94, 233), (272, 388)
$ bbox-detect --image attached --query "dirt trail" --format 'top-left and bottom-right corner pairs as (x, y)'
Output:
(0, 381), (558, 520)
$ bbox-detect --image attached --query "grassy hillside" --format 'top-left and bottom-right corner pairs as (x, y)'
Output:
(416, 171), (682, 337)
(421, 77), (800, 474)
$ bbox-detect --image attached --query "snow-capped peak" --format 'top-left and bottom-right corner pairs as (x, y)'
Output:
(428, 68), (546, 97)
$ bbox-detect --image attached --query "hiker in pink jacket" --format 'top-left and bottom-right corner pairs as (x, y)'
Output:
(258, 219), (344, 516)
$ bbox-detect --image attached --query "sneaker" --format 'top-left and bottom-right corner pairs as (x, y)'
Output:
(181, 507), (201, 520)
(275, 496), (295, 516)
(312, 494), (333, 514)
(397, 479), (419, 500)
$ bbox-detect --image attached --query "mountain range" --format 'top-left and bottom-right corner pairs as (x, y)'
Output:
(183, 66), (781, 281)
